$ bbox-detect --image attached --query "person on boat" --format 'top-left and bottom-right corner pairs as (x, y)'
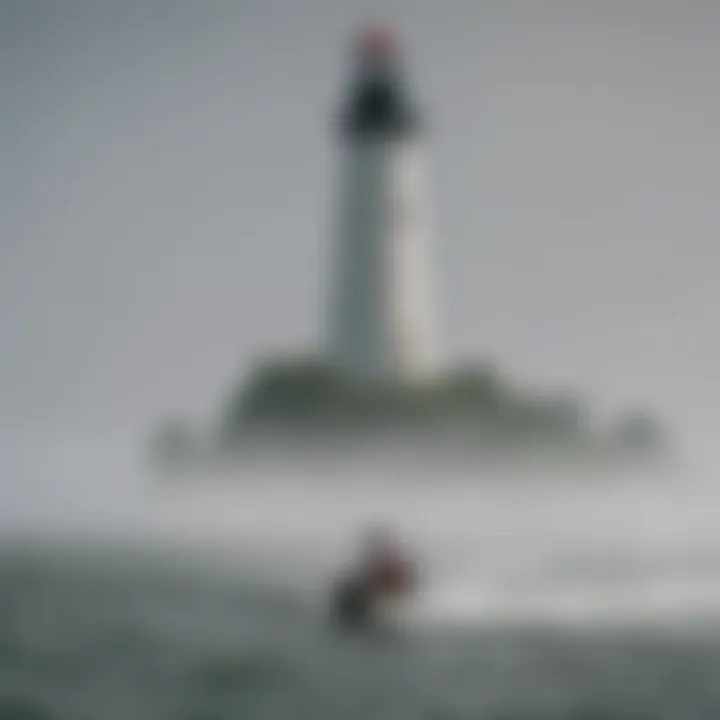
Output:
(331, 525), (418, 628)
(358, 526), (418, 600)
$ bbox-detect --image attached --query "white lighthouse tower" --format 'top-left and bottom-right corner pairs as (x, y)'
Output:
(329, 25), (437, 386)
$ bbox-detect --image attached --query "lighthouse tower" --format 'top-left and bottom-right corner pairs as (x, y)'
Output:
(329, 25), (437, 385)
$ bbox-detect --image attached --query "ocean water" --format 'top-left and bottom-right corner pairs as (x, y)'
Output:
(2, 434), (720, 719)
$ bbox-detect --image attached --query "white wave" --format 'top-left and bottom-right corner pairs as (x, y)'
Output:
(411, 574), (720, 629)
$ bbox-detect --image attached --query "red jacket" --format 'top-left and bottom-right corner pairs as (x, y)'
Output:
(364, 553), (417, 596)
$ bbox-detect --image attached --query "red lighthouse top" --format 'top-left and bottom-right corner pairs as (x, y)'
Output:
(341, 22), (418, 137)
(356, 23), (399, 60)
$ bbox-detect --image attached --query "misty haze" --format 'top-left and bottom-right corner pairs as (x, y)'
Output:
(2, 3), (720, 719)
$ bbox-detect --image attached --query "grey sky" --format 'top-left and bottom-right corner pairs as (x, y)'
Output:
(2, 1), (719, 456)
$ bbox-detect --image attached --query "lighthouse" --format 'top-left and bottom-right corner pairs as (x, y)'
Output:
(328, 25), (437, 386)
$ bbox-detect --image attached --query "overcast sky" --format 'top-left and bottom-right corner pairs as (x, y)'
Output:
(2, 1), (719, 457)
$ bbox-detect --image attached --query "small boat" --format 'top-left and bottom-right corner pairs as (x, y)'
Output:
(331, 574), (374, 629)
(330, 528), (418, 630)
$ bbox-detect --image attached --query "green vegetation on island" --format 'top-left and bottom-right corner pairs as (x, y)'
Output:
(211, 356), (667, 463)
